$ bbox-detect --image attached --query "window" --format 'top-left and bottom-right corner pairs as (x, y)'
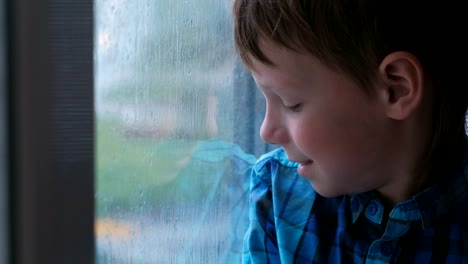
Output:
(6, 0), (272, 262)
(94, 0), (272, 262)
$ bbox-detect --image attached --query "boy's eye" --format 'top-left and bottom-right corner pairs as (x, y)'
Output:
(285, 103), (302, 113)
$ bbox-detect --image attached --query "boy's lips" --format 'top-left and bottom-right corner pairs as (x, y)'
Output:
(297, 160), (313, 176)
(288, 157), (313, 166)
(298, 160), (313, 166)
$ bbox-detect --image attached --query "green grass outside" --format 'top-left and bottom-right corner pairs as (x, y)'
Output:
(95, 118), (201, 216)
(95, 117), (255, 217)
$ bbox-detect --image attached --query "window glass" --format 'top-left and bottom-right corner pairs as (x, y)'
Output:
(94, 0), (268, 262)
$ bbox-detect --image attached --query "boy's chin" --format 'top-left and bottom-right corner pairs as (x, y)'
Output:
(307, 181), (350, 198)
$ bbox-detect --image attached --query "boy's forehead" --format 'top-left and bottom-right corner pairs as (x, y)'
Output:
(257, 37), (294, 61)
(249, 61), (294, 94)
(249, 63), (279, 90)
(249, 54), (314, 94)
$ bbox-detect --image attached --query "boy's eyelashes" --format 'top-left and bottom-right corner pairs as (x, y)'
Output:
(284, 103), (303, 113)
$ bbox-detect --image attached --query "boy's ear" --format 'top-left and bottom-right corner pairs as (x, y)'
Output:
(378, 51), (424, 120)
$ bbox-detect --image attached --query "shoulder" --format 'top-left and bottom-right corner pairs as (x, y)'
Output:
(416, 144), (468, 228)
(254, 147), (298, 169)
(244, 149), (338, 263)
(249, 148), (316, 219)
(252, 147), (299, 185)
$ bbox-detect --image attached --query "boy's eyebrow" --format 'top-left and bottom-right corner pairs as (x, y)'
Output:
(253, 77), (277, 91)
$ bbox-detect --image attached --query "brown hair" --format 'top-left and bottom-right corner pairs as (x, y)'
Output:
(233, 0), (468, 179)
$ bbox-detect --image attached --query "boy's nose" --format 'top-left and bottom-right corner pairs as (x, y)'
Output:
(259, 110), (288, 145)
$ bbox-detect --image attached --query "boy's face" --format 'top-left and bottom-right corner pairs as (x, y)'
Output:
(250, 40), (399, 197)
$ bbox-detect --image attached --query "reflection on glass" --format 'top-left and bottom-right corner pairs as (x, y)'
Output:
(94, 0), (258, 262)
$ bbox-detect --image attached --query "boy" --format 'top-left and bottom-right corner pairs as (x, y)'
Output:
(233, 0), (468, 263)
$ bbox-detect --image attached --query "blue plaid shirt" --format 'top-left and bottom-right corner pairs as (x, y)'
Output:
(243, 147), (468, 263)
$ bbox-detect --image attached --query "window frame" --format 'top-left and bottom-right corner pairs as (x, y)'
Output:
(9, 0), (95, 263)
(1, 0), (9, 262)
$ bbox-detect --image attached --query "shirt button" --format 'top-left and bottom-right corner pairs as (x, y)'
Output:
(367, 201), (378, 216)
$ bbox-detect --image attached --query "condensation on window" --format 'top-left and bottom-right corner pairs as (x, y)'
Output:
(94, 0), (261, 263)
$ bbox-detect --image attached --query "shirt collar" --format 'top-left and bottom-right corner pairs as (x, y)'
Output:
(349, 191), (384, 224)
(349, 143), (468, 228)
